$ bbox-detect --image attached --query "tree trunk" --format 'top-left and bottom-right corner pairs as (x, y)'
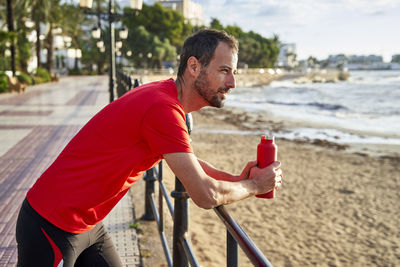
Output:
(46, 23), (54, 74)
(32, 8), (41, 69)
(96, 1), (102, 74)
(6, 0), (16, 76)
(74, 38), (79, 71)
(74, 54), (79, 70)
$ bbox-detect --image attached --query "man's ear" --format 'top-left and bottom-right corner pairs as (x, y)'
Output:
(186, 56), (201, 77)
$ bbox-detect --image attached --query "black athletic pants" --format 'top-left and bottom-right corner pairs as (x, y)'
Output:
(16, 198), (122, 267)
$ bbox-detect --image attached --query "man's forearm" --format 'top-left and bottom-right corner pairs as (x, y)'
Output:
(198, 158), (238, 182)
(163, 152), (279, 210)
(212, 178), (259, 207)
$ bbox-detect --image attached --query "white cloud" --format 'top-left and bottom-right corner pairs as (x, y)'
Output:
(197, 0), (400, 60)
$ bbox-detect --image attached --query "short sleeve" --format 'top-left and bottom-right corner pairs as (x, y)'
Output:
(141, 103), (193, 156)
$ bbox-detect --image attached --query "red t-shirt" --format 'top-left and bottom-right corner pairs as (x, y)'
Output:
(27, 79), (192, 233)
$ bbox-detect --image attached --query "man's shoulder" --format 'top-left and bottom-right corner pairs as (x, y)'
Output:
(143, 79), (181, 106)
(139, 78), (175, 91)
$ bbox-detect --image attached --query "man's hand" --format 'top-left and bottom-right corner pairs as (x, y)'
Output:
(237, 160), (258, 180)
(163, 153), (283, 209)
(249, 161), (282, 195)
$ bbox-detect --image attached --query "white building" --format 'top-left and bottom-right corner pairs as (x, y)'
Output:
(157, 0), (205, 26)
(15, 25), (81, 74)
(275, 43), (297, 69)
(327, 54), (391, 70)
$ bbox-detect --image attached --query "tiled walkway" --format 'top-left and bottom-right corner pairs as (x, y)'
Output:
(0, 76), (140, 266)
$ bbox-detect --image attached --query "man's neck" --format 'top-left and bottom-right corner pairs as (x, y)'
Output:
(175, 76), (207, 113)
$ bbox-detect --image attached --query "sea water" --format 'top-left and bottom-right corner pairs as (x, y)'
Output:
(227, 70), (400, 146)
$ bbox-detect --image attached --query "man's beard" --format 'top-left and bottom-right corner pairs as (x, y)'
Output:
(194, 70), (230, 108)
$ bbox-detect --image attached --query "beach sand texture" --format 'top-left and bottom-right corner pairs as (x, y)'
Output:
(132, 106), (400, 267)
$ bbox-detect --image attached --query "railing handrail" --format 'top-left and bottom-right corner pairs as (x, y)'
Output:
(214, 206), (274, 267)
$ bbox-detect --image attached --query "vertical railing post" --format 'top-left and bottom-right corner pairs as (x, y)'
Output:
(227, 230), (238, 267)
(158, 162), (164, 233)
(134, 78), (140, 88)
(172, 178), (189, 267)
(142, 168), (156, 220)
(171, 113), (193, 267)
(108, 0), (116, 103)
(127, 75), (132, 90)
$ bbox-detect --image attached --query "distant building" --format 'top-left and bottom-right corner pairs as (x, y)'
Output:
(327, 54), (392, 70)
(348, 55), (383, 64)
(327, 54), (348, 65)
(391, 54), (400, 63)
(275, 43), (297, 69)
(157, 0), (205, 26)
(25, 30), (81, 74)
(390, 54), (400, 70)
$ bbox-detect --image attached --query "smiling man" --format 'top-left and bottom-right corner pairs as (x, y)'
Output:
(16, 29), (282, 266)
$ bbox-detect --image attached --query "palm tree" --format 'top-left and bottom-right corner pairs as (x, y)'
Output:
(4, 0), (32, 75)
(13, 0), (33, 74)
(24, 0), (50, 68)
(44, 0), (62, 74)
(60, 2), (87, 71)
(5, 0), (19, 76)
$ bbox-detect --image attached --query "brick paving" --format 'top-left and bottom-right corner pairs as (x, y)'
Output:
(0, 76), (141, 266)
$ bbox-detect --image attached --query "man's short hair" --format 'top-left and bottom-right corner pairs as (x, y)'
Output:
(177, 29), (238, 77)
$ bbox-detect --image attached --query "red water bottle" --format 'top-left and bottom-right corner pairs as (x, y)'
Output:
(256, 136), (278, 198)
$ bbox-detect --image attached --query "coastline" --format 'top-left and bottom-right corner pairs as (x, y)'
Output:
(196, 105), (400, 159)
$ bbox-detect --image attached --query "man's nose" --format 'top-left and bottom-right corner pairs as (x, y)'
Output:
(226, 73), (236, 89)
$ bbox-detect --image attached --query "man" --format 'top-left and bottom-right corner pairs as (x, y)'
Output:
(16, 29), (282, 266)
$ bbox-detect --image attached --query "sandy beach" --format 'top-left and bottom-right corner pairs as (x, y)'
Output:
(131, 105), (399, 267)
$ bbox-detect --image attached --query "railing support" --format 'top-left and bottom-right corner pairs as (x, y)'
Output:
(142, 168), (156, 220)
(157, 161), (164, 231)
(227, 230), (238, 267)
(171, 178), (190, 267)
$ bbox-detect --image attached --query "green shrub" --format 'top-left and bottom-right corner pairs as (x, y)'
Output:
(68, 68), (82, 75)
(32, 76), (43, 85)
(0, 74), (9, 93)
(35, 67), (51, 82)
(30, 75), (37, 85)
(17, 73), (33, 85)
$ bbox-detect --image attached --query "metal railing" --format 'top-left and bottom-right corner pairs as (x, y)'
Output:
(143, 114), (273, 267)
(116, 71), (139, 98)
(143, 160), (273, 267)
(116, 72), (273, 267)
(214, 206), (273, 267)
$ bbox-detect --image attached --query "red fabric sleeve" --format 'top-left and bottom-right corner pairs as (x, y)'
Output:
(141, 103), (193, 156)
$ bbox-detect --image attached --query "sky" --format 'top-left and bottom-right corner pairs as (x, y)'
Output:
(140, 0), (400, 62)
(117, 0), (400, 62)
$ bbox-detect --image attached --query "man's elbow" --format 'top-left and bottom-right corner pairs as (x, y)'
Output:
(191, 191), (220, 210)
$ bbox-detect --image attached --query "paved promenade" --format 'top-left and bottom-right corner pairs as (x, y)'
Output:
(0, 76), (140, 266)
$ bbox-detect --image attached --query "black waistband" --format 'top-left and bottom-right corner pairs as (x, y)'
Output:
(21, 197), (46, 222)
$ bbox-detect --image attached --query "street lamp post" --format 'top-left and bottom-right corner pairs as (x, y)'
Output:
(80, 0), (142, 103)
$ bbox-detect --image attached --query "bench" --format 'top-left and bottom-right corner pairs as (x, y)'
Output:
(7, 76), (26, 93)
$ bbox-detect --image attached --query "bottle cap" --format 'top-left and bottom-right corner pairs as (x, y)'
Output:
(262, 135), (274, 141)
